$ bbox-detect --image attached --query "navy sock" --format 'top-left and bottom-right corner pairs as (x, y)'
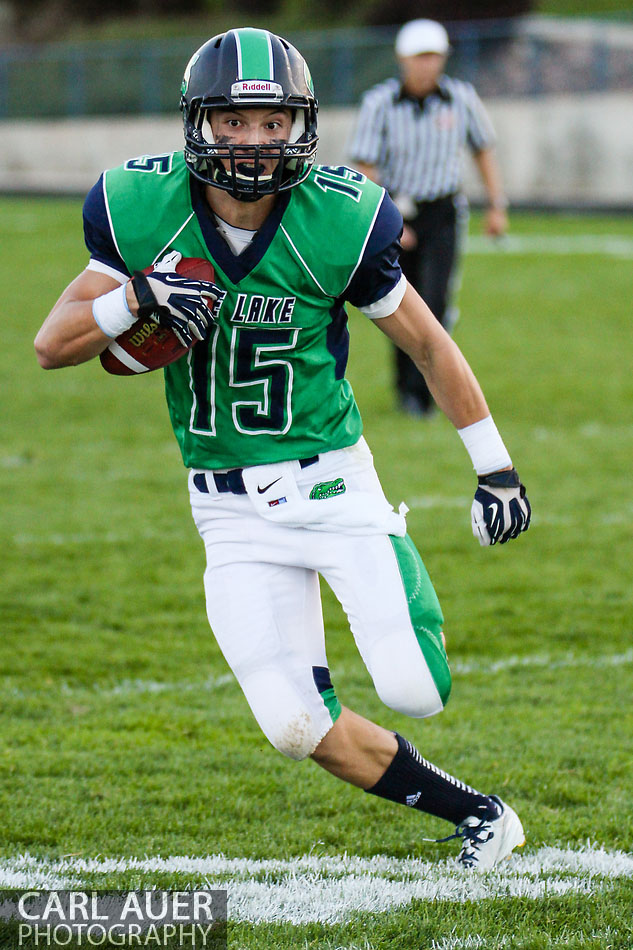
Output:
(365, 734), (500, 825)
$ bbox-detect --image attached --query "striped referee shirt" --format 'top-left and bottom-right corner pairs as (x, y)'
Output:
(347, 75), (496, 201)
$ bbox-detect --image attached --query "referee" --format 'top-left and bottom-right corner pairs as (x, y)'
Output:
(348, 19), (508, 416)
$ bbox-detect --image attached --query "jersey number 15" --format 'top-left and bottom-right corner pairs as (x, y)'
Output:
(189, 326), (300, 437)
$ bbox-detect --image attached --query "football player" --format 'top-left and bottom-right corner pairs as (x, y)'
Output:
(35, 28), (530, 870)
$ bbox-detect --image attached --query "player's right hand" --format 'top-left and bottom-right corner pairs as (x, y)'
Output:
(471, 468), (531, 546)
(131, 251), (220, 347)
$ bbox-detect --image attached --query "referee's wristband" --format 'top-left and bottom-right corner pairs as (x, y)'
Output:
(458, 415), (512, 476)
(92, 283), (136, 339)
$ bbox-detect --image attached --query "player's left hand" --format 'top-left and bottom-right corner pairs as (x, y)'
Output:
(471, 468), (531, 546)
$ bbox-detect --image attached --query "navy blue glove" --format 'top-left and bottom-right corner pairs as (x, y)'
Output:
(132, 251), (219, 348)
(471, 468), (531, 546)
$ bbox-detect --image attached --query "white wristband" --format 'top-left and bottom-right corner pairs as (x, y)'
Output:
(458, 415), (512, 475)
(92, 282), (136, 339)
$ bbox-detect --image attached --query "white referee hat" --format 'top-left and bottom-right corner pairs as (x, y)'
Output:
(395, 19), (449, 57)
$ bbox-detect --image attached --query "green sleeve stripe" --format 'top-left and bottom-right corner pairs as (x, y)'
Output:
(235, 29), (274, 81)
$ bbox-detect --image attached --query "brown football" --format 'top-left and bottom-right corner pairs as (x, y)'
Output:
(99, 257), (215, 376)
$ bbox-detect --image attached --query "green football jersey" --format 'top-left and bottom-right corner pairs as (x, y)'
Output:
(102, 152), (386, 470)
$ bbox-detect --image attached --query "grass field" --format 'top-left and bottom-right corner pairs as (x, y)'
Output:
(1, 198), (632, 949)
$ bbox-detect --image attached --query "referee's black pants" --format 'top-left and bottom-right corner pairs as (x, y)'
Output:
(395, 193), (463, 414)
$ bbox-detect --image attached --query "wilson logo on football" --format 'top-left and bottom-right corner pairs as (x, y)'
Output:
(129, 322), (160, 348)
(231, 80), (284, 99)
(99, 256), (216, 376)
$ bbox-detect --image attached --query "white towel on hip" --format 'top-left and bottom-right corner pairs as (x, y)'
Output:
(241, 462), (407, 537)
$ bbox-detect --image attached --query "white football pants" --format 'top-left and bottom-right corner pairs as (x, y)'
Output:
(189, 438), (450, 760)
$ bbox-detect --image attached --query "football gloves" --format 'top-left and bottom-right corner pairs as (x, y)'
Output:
(132, 251), (219, 348)
(471, 468), (531, 546)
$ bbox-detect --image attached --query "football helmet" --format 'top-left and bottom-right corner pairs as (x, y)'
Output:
(180, 28), (319, 201)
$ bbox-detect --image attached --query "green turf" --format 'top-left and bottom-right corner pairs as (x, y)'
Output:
(1, 199), (632, 948)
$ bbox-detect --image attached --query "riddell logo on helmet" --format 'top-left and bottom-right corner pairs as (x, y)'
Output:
(231, 80), (284, 98)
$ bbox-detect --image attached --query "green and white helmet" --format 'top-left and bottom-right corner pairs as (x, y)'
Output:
(180, 27), (319, 201)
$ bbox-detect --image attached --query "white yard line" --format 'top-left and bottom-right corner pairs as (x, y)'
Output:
(8, 420), (632, 547)
(12, 497), (633, 545)
(0, 674), (236, 700)
(466, 234), (633, 258)
(94, 673), (235, 697)
(1, 649), (631, 700)
(450, 648), (633, 676)
(12, 527), (178, 546)
(405, 495), (633, 528)
(1, 845), (631, 924)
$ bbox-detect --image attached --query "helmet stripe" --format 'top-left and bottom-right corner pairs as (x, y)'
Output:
(234, 28), (274, 81)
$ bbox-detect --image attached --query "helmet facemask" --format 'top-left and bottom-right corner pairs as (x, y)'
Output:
(184, 106), (317, 202)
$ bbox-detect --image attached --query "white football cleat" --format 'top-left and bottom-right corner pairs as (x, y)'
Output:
(455, 796), (525, 871)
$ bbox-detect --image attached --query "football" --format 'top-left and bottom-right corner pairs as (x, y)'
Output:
(99, 257), (215, 376)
